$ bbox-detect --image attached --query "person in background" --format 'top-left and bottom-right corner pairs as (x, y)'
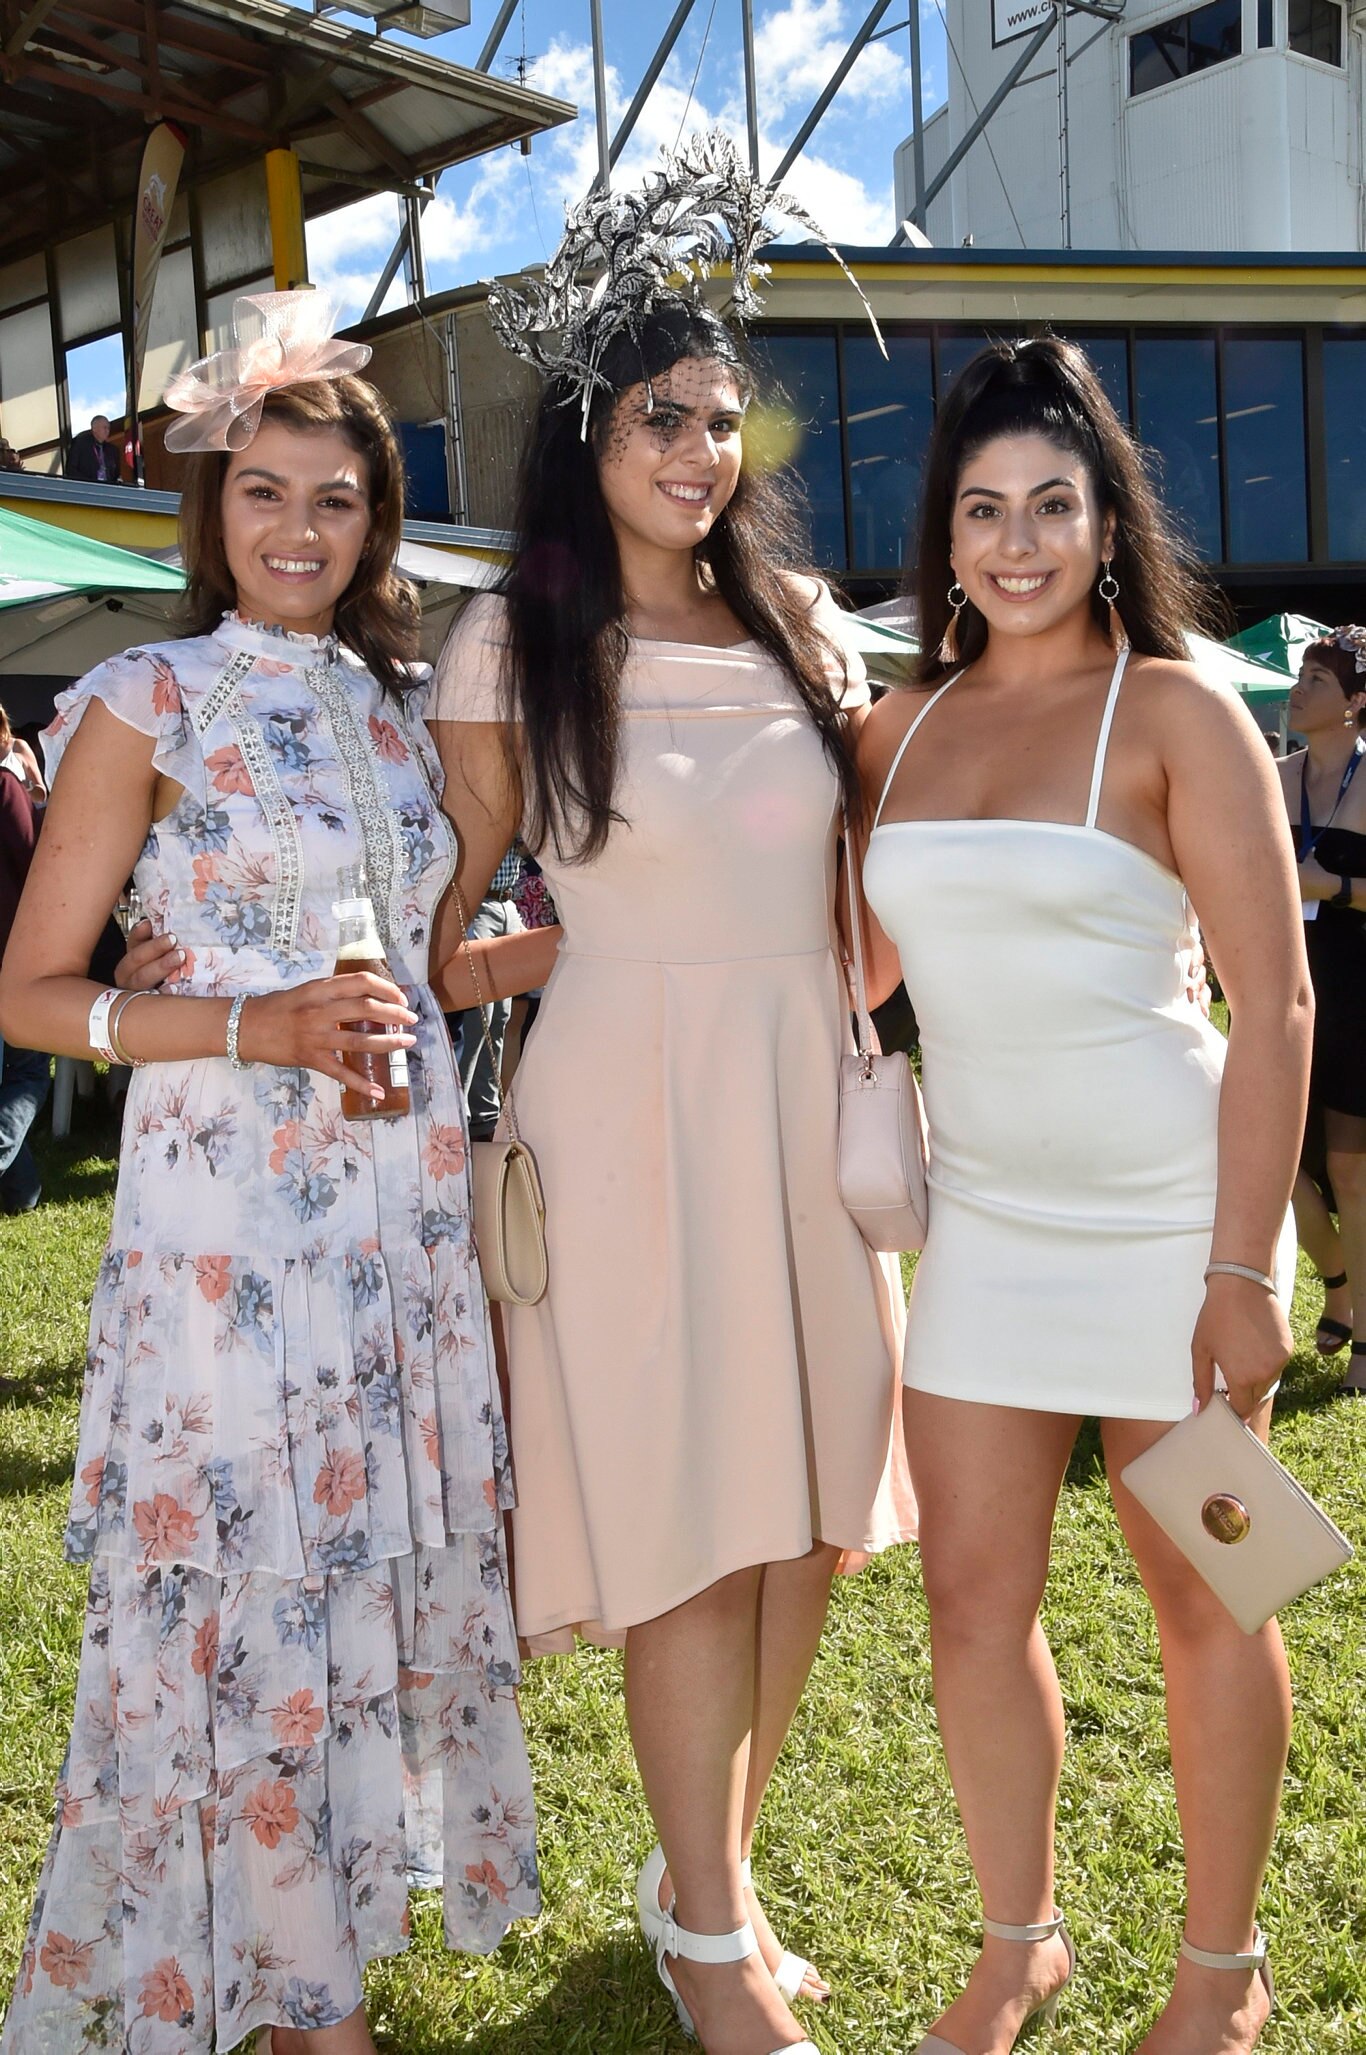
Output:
(1280, 629), (1366, 1391)
(0, 435), (25, 472)
(0, 761), (48, 1211)
(0, 703), (48, 805)
(447, 842), (524, 1140)
(63, 414), (120, 485)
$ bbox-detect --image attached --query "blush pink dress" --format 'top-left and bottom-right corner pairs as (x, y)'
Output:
(433, 589), (915, 1652)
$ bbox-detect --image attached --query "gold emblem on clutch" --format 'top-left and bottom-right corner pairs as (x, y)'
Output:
(1202, 1493), (1252, 1544)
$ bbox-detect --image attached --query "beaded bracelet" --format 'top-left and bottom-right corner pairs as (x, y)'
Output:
(1204, 1261), (1277, 1293)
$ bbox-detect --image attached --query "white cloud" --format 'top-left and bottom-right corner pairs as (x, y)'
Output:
(754, 0), (905, 121)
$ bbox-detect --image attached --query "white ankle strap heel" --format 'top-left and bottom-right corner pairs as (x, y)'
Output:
(636, 1843), (820, 2004)
(654, 1901), (817, 2053)
(915, 1910), (1075, 2053)
(1180, 1927), (1275, 2009)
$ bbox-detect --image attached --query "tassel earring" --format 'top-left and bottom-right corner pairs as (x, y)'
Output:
(1099, 559), (1128, 649)
(939, 581), (967, 666)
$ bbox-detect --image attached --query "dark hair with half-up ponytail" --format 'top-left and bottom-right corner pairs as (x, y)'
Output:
(911, 334), (1223, 683)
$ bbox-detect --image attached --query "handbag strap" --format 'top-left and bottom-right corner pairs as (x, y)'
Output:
(843, 810), (876, 1067)
(452, 878), (523, 1146)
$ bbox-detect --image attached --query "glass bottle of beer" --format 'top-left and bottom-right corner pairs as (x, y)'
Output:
(333, 863), (411, 1121)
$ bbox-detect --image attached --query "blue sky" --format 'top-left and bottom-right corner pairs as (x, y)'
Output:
(68, 1), (949, 424)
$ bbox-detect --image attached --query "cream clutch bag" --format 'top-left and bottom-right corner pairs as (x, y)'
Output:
(837, 817), (930, 1255)
(1121, 1396), (1353, 1635)
(471, 1132), (548, 1307)
(454, 884), (549, 1308)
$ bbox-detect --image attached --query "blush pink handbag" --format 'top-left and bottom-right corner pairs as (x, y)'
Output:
(837, 820), (930, 1255)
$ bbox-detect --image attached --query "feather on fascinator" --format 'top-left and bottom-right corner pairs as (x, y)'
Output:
(486, 129), (886, 435)
(163, 290), (372, 454)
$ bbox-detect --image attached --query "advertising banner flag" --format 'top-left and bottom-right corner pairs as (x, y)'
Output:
(129, 121), (187, 420)
(993, 0), (1055, 45)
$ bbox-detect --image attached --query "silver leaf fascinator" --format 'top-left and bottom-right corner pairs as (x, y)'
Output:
(163, 290), (372, 454)
(486, 129), (886, 436)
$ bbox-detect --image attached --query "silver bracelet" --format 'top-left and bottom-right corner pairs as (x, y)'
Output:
(226, 994), (251, 1070)
(1204, 1261), (1276, 1293)
(107, 991), (149, 1068)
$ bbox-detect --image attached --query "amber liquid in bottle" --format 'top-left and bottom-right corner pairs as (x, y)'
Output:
(334, 866), (411, 1122)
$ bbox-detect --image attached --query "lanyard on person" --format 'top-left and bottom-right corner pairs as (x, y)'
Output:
(1299, 739), (1365, 862)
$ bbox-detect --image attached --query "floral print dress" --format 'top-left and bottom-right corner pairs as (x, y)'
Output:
(1, 615), (537, 2055)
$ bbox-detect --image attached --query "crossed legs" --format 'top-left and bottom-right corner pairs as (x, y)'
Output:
(905, 1389), (1289, 2055)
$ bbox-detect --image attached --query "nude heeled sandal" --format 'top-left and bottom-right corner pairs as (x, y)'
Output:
(653, 1898), (818, 2053)
(636, 1843), (821, 2003)
(1179, 1927), (1275, 2011)
(914, 1911), (1076, 2053)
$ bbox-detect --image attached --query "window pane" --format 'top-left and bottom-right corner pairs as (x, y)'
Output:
(1289, 0), (1342, 62)
(1258, 0), (1274, 43)
(0, 302), (60, 451)
(935, 330), (996, 398)
(1322, 337), (1366, 560)
(1131, 22), (1187, 94)
(1189, 0), (1242, 69)
(753, 332), (846, 570)
(1070, 335), (1131, 425)
(1222, 337), (1307, 563)
(843, 332), (932, 574)
(1134, 336), (1221, 561)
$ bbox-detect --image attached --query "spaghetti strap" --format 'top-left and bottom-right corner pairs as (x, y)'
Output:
(873, 672), (963, 831)
(1084, 645), (1131, 830)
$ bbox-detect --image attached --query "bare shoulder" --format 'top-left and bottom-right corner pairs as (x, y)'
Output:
(779, 570), (831, 617)
(1124, 651), (1267, 754)
(857, 681), (940, 779)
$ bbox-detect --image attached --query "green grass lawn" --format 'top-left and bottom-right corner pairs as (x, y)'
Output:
(2, 1095), (1364, 2051)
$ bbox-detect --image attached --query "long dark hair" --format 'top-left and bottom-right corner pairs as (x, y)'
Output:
(499, 302), (859, 862)
(912, 334), (1221, 683)
(179, 376), (420, 697)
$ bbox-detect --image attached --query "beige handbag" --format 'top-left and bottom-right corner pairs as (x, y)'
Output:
(1121, 1395), (1353, 1634)
(837, 820), (930, 1254)
(454, 886), (549, 1307)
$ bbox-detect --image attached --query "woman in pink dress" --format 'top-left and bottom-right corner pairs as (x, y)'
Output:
(428, 267), (914, 2053)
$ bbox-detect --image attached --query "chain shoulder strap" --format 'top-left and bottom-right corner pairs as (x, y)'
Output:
(452, 879), (523, 1146)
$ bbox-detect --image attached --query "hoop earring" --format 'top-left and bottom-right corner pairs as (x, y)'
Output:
(939, 581), (967, 666)
(1099, 559), (1128, 650)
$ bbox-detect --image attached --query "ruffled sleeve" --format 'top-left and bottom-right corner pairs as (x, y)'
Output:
(806, 579), (871, 712)
(430, 593), (514, 723)
(44, 643), (204, 801)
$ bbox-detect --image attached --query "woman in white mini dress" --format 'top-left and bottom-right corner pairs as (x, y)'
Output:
(857, 338), (1310, 2055)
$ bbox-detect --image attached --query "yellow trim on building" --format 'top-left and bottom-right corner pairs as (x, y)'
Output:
(776, 258), (1366, 290)
(0, 496), (179, 550)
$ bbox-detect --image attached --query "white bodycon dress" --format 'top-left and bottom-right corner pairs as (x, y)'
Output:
(862, 648), (1295, 1422)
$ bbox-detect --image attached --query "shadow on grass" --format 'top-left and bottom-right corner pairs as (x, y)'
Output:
(0, 1357), (84, 1412)
(0, 1442), (74, 1498)
(378, 1940), (681, 2055)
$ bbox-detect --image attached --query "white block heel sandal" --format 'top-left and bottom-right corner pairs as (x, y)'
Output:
(653, 1899), (818, 2054)
(636, 1843), (821, 2003)
(915, 1911), (1076, 2053)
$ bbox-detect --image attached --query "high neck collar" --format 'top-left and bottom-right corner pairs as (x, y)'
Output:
(211, 610), (340, 665)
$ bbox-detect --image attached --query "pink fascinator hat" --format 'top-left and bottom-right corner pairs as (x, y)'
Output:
(163, 290), (372, 454)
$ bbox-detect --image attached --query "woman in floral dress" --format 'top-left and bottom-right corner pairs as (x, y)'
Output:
(0, 301), (535, 2055)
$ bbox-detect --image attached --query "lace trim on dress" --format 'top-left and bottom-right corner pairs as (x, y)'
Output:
(193, 648), (305, 957)
(308, 661), (405, 952)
